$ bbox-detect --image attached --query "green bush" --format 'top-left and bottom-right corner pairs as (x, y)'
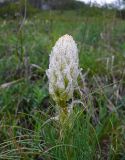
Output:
(0, 1), (39, 18)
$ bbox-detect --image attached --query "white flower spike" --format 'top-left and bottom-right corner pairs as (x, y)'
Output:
(46, 34), (80, 115)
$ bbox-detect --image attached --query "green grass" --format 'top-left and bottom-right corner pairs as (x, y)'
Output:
(0, 7), (125, 159)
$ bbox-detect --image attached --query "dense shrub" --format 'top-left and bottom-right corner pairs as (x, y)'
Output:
(116, 9), (125, 19)
(0, 1), (39, 18)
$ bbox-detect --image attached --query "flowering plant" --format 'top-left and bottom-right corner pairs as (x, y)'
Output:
(46, 34), (80, 119)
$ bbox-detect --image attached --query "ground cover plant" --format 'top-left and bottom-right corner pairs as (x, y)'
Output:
(0, 3), (125, 160)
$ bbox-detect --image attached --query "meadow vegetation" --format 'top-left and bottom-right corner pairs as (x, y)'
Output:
(0, 3), (125, 159)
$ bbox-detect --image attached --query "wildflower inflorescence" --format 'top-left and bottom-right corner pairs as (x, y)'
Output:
(46, 34), (80, 115)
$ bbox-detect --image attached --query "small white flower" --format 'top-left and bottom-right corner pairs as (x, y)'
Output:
(46, 34), (80, 106)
